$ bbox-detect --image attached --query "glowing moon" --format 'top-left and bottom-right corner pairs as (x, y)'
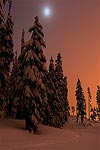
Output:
(43, 7), (52, 17)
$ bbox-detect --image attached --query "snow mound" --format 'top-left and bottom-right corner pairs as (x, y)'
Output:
(0, 119), (79, 150)
(0, 118), (99, 150)
(63, 116), (94, 129)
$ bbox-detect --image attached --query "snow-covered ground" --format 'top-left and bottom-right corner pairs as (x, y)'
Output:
(0, 116), (100, 150)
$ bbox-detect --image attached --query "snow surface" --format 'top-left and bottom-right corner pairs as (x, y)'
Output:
(0, 117), (100, 150)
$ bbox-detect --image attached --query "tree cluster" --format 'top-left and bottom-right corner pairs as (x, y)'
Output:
(0, 1), (69, 128)
(1, 1), (99, 129)
(9, 16), (69, 128)
(43, 54), (70, 127)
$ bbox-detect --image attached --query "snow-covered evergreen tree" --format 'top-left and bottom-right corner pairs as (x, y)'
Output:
(0, 0), (14, 114)
(43, 54), (69, 128)
(96, 86), (100, 111)
(0, 0), (5, 109)
(43, 56), (61, 127)
(75, 78), (86, 123)
(12, 16), (48, 124)
(55, 53), (69, 124)
(5, 0), (14, 60)
(87, 87), (92, 119)
(10, 29), (29, 118)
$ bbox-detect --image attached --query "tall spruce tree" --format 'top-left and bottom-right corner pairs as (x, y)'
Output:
(45, 56), (62, 127)
(96, 86), (100, 111)
(75, 78), (86, 123)
(0, 0), (5, 109)
(87, 87), (92, 119)
(55, 53), (69, 123)
(11, 29), (28, 118)
(10, 30), (25, 114)
(0, 0), (14, 114)
(12, 16), (48, 124)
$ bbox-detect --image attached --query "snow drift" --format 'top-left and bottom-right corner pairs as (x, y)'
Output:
(0, 117), (100, 150)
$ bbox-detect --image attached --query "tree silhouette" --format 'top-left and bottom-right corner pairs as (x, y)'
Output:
(96, 86), (100, 120)
(0, 0), (14, 115)
(87, 87), (92, 120)
(75, 78), (86, 123)
(11, 16), (48, 125)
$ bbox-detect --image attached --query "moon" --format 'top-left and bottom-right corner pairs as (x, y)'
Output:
(42, 7), (52, 17)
